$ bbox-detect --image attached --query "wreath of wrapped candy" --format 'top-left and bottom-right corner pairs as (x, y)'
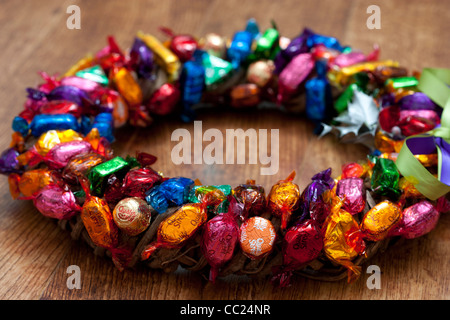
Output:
(2, 19), (450, 287)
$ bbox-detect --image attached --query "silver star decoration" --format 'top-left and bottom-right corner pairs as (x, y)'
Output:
(319, 88), (379, 150)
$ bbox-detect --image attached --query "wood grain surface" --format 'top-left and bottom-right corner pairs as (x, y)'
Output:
(0, 0), (449, 300)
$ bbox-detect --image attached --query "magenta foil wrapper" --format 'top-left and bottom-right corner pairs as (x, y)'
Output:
(390, 201), (440, 239)
(33, 184), (81, 220)
(336, 177), (366, 215)
(44, 140), (93, 169)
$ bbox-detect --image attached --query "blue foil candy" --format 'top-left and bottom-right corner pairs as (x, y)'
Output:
(305, 60), (333, 126)
(306, 30), (345, 52)
(29, 113), (80, 137)
(145, 177), (194, 214)
(227, 31), (253, 69)
(92, 112), (115, 143)
(12, 116), (29, 137)
(180, 58), (205, 122)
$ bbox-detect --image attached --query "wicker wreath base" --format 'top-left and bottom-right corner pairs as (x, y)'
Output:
(55, 175), (405, 283)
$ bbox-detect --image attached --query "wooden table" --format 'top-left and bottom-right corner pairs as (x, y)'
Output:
(0, 0), (449, 300)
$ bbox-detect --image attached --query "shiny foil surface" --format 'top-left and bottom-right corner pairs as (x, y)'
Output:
(239, 216), (276, 260)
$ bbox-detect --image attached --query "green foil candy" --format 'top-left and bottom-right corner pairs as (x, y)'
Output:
(88, 156), (130, 196)
(253, 28), (280, 60)
(201, 53), (233, 88)
(385, 76), (419, 90)
(371, 158), (401, 198)
(76, 65), (109, 86)
(186, 184), (232, 213)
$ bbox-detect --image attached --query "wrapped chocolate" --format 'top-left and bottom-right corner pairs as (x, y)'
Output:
(47, 85), (90, 107)
(271, 219), (323, 287)
(323, 199), (366, 282)
(230, 83), (261, 108)
(299, 168), (335, 227)
(361, 200), (402, 241)
(341, 162), (366, 179)
(141, 188), (226, 260)
(160, 27), (198, 63)
(336, 177), (366, 215)
(251, 27), (280, 60)
(75, 65), (109, 86)
(305, 60), (333, 123)
(0, 148), (21, 175)
(29, 114), (80, 137)
(80, 178), (131, 270)
(121, 167), (162, 198)
(227, 30), (253, 69)
(31, 140), (93, 169)
(267, 171), (301, 230)
(8, 168), (60, 199)
(370, 158), (401, 198)
(233, 180), (265, 220)
(145, 177), (194, 214)
(29, 184), (81, 220)
(239, 216), (276, 260)
(274, 28), (312, 74)
(90, 88), (128, 128)
(38, 100), (83, 118)
(146, 83), (180, 116)
(179, 59), (205, 121)
(62, 152), (106, 184)
(88, 156), (131, 196)
(201, 196), (241, 282)
(112, 67), (143, 107)
(277, 53), (314, 104)
(128, 37), (154, 79)
(200, 33), (226, 58)
(246, 60), (275, 88)
(112, 197), (153, 236)
(137, 31), (181, 82)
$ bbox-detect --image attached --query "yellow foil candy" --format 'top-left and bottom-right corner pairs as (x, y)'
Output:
(328, 60), (399, 87)
(137, 31), (181, 82)
(141, 203), (207, 260)
(35, 129), (83, 156)
(361, 200), (402, 241)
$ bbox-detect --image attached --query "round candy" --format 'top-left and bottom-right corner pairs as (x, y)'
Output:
(33, 184), (81, 220)
(113, 197), (153, 236)
(247, 60), (275, 88)
(239, 216), (276, 260)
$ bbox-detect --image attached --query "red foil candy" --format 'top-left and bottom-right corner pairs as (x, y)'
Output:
(146, 83), (181, 115)
(341, 162), (365, 179)
(232, 180), (266, 220)
(201, 197), (240, 283)
(272, 219), (323, 287)
(160, 27), (198, 62)
(121, 167), (162, 198)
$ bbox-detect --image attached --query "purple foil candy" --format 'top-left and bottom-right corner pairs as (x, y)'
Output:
(44, 140), (93, 169)
(398, 92), (439, 112)
(274, 28), (313, 73)
(61, 76), (101, 93)
(0, 148), (21, 175)
(47, 85), (90, 107)
(33, 184), (81, 220)
(300, 167), (335, 226)
(336, 177), (366, 215)
(129, 37), (154, 79)
(390, 201), (440, 239)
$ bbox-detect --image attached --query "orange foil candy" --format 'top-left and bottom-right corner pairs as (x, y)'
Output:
(8, 169), (59, 199)
(323, 199), (366, 282)
(239, 216), (276, 260)
(361, 200), (403, 241)
(140, 203), (208, 260)
(267, 171), (300, 230)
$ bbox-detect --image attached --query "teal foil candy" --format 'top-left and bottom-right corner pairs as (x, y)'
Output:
(186, 184), (231, 213)
(75, 65), (109, 86)
(371, 158), (401, 198)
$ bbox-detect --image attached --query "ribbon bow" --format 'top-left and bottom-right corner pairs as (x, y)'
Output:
(396, 68), (450, 200)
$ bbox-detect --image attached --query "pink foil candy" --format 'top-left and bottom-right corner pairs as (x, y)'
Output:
(398, 110), (441, 127)
(61, 76), (101, 93)
(390, 200), (441, 239)
(336, 177), (366, 215)
(32, 184), (81, 220)
(201, 197), (241, 282)
(277, 53), (314, 104)
(34, 140), (93, 169)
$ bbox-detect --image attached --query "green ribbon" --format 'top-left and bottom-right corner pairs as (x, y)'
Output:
(395, 68), (450, 200)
